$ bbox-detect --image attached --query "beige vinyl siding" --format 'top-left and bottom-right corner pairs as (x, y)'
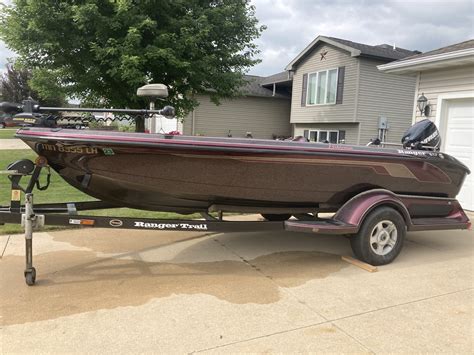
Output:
(183, 94), (291, 139)
(357, 58), (417, 145)
(290, 44), (358, 124)
(415, 65), (474, 122)
(293, 123), (360, 145)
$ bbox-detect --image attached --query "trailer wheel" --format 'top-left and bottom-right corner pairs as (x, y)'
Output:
(261, 213), (292, 221)
(24, 267), (36, 286)
(350, 207), (405, 266)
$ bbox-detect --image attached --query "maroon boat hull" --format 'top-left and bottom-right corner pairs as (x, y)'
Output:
(16, 128), (470, 214)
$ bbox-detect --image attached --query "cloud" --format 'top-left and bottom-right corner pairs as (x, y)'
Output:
(250, 0), (474, 75)
(0, 0), (472, 77)
(0, 0), (15, 74)
(0, 42), (15, 75)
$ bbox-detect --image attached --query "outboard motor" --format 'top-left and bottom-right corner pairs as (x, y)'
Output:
(401, 119), (441, 151)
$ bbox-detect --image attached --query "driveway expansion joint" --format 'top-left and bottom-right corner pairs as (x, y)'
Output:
(328, 287), (473, 324)
(1, 234), (11, 258)
(210, 237), (331, 321)
(192, 287), (473, 354)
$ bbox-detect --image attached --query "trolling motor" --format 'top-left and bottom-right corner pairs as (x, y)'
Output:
(0, 100), (55, 127)
(0, 99), (176, 128)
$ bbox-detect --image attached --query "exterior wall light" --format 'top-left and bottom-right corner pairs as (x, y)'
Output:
(417, 93), (431, 117)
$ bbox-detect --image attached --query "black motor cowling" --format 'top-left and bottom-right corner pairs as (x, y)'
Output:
(11, 113), (57, 128)
(401, 119), (441, 150)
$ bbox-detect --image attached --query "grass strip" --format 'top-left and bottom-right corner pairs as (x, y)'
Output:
(0, 149), (211, 234)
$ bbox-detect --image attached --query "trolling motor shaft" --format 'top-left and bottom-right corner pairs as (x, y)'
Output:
(0, 99), (176, 128)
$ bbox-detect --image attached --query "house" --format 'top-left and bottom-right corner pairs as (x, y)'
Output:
(183, 35), (420, 145)
(284, 36), (419, 145)
(378, 39), (474, 210)
(183, 75), (291, 139)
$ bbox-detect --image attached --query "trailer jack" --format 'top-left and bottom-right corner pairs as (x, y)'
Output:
(23, 193), (44, 285)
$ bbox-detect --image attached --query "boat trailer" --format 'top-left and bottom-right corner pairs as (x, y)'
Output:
(0, 158), (470, 285)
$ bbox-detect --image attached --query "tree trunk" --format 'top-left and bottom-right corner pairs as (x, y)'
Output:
(135, 116), (145, 132)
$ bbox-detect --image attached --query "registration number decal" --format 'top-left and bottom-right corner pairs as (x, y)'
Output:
(40, 143), (98, 154)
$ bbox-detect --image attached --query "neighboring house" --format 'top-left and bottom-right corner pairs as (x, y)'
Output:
(183, 35), (420, 144)
(183, 75), (291, 139)
(378, 39), (474, 210)
(285, 36), (419, 145)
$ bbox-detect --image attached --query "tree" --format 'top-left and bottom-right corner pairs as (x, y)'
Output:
(0, 61), (65, 107)
(0, 0), (265, 131)
(0, 63), (31, 103)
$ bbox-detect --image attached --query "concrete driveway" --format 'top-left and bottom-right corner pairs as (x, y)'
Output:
(1, 216), (472, 353)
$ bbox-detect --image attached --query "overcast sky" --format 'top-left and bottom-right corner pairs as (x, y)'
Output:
(1, 0), (473, 77)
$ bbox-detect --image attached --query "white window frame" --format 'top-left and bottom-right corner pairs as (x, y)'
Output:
(308, 130), (339, 143)
(306, 68), (339, 106)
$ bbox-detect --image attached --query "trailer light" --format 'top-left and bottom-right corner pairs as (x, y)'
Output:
(69, 218), (95, 226)
(35, 156), (48, 167)
(11, 189), (21, 202)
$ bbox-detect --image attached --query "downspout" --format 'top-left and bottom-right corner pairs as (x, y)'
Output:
(354, 59), (362, 145)
(412, 72), (421, 124)
(191, 108), (196, 135)
(273, 83), (276, 96)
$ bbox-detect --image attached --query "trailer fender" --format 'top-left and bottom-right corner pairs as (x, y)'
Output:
(333, 189), (411, 233)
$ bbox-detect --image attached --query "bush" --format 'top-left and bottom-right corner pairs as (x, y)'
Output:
(119, 124), (135, 132)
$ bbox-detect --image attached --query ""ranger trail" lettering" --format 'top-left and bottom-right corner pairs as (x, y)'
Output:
(133, 221), (208, 230)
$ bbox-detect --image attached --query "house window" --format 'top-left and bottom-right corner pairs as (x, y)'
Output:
(306, 69), (338, 105)
(309, 130), (339, 143)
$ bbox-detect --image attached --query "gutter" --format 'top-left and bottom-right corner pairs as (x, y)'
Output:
(261, 78), (293, 86)
(378, 48), (474, 72)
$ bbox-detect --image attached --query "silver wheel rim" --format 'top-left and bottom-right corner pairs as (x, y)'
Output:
(370, 220), (397, 256)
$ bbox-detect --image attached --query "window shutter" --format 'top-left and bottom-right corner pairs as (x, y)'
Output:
(338, 130), (346, 143)
(301, 74), (308, 107)
(303, 130), (309, 139)
(336, 67), (345, 104)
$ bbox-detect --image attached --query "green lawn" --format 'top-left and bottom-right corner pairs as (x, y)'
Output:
(0, 129), (17, 139)
(0, 149), (205, 234)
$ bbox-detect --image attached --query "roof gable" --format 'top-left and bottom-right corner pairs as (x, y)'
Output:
(286, 35), (418, 71)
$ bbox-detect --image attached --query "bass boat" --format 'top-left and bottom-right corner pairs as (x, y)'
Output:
(15, 122), (470, 216)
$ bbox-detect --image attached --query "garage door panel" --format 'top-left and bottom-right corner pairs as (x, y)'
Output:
(444, 98), (473, 210)
(445, 130), (472, 148)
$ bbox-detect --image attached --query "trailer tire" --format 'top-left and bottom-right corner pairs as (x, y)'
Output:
(350, 206), (405, 266)
(261, 213), (292, 221)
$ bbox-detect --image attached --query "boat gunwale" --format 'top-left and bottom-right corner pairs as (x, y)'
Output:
(15, 127), (444, 160)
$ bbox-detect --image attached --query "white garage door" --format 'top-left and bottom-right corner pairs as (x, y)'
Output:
(443, 98), (474, 211)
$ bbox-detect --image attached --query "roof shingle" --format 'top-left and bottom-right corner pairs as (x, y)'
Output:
(391, 39), (474, 62)
(261, 71), (291, 86)
(239, 75), (290, 99)
(327, 37), (420, 60)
